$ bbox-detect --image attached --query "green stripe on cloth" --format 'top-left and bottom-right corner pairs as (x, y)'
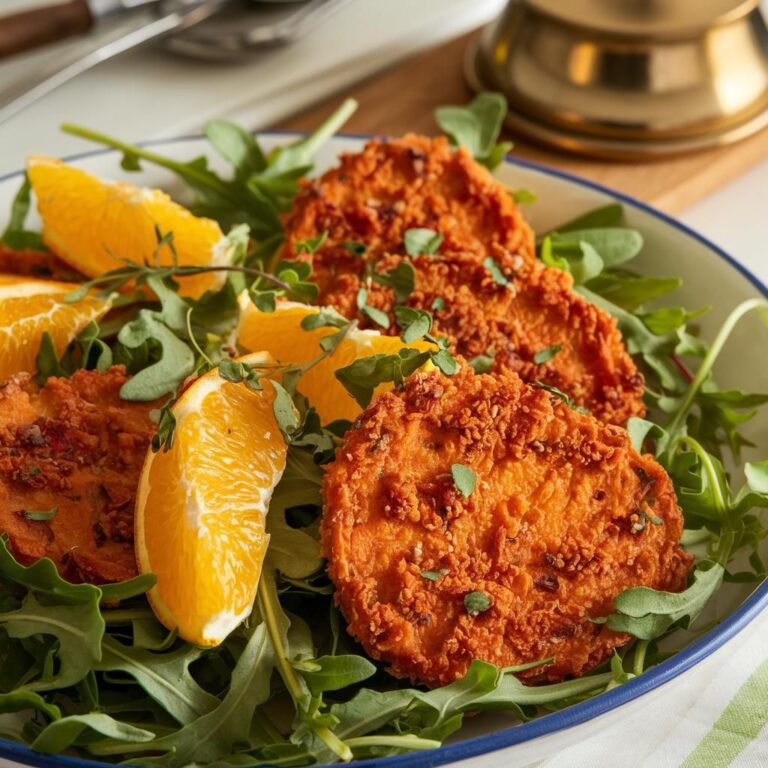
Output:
(681, 657), (768, 768)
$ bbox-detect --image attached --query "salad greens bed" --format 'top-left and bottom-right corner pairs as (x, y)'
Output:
(1, 93), (768, 766)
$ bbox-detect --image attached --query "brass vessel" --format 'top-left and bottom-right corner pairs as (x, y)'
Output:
(466, 0), (768, 158)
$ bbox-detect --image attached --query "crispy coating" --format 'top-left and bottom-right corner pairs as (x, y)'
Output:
(281, 135), (645, 425)
(0, 244), (74, 280)
(321, 367), (692, 687)
(0, 367), (157, 584)
(282, 134), (536, 265)
(316, 250), (645, 425)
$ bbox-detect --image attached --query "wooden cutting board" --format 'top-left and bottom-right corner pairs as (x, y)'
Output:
(277, 31), (768, 213)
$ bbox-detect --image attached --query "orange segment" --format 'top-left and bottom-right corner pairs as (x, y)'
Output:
(236, 298), (433, 424)
(27, 156), (231, 297)
(135, 353), (287, 646)
(0, 274), (109, 381)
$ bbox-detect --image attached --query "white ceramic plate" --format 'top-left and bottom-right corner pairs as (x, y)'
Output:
(0, 134), (767, 768)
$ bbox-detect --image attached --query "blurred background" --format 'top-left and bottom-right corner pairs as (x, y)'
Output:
(1, 0), (767, 269)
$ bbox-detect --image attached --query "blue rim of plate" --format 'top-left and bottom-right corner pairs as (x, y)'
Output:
(0, 132), (767, 768)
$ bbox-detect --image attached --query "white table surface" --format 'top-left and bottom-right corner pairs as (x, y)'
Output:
(1, 1), (768, 767)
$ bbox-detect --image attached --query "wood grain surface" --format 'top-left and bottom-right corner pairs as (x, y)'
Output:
(276, 32), (768, 213)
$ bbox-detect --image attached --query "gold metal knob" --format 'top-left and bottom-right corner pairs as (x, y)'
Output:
(466, 0), (768, 158)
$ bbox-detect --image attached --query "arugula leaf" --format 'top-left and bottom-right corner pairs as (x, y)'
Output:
(295, 232), (328, 255)
(607, 561), (724, 640)
(96, 637), (218, 725)
(0, 690), (60, 721)
(395, 306), (432, 343)
(97, 622), (275, 765)
(404, 228), (443, 257)
(483, 256), (509, 286)
(550, 228), (643, 269)
(117, 310), (196, 401)
(35, 332), (67, 384)
(356, 288), (390, 328)
(32, 713), (154, 754)
(335, 348), (430, 408)
(0, 592), (103, 691)
(271, 380), (301, 439)
(435, 92), (512, 169)
(372, 260), (415, 303)
(586, 273), (681, 311)
(431, 349), (458, 375)
(546, 203), (623, 234)
(295, 655), (376, 697)
(638, 306), (709, 336)
(267, 449), (324, 580)
(204, 119), (266, 177)
(0, 538), (99, 603)
(0, 175), (45, 251)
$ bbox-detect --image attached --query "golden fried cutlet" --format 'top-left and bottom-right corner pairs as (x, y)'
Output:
(321, 367), (692, 688)
(282, 134), (535, 265)
(310, 250), (646, 425)
(0, 367), (157, 584)
(281, 134), (645, 425)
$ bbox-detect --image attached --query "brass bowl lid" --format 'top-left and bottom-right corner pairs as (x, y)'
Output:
(467, 0), (768, 159)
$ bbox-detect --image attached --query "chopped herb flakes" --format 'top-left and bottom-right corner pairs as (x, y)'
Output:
(533, 344), (562, 365)
(421, 569), (449, 582)
(464, 591), (492, 616)
(483, 256), (509, 286)
(451, 463), (476, 498)
(22, 508), (58, 522)
(404, 228), (443, 257)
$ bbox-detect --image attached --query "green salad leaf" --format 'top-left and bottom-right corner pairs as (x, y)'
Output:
(435, 92), (512, 169)
(0, 94), (765, 768)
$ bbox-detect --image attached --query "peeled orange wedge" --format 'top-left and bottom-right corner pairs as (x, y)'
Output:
(236, 298), (433, 424)
(135, 352), (287, 646)
(27, 156), (231, 298)
(0, 274), (109, 381)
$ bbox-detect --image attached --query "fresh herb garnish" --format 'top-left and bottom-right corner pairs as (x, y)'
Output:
(22, 508), (58, 522)
(341, 241), (367, 256)
(535, 380), (587, 414)
(421, 569), (449, 581)
(356, 288), (390, 329)
(431, 296), (445, 312)
(464, 591), (492, 616)
(533, 344), (562, 365)
(451, 464), (476, 498)
(404, 228), (443, 257)
(0, 174), (46, 251)
(372, 260), (415, 303)
(512, 188), (537, 204)
(295, 231), (328, 255)
(468, 354), (495, 374)
(435, 92), (512, 170)
(483, 256), (509, 286)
